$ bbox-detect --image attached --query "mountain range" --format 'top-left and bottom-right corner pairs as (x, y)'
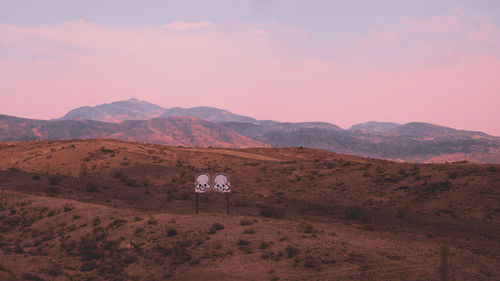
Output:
(1, 98), (499, 163)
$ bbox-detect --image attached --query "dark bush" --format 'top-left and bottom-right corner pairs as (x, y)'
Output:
(45, 187), (59, 197)
(243, 228), (255, 234)
(48, 174), (62, 185)
(237, 239), (250, 246)
(32, 175), (41, 180)
(240, 219), (254, 226)
(86, 183), (98, 193)
(303, 224), (316, 234)
(425, 181), (452, 193)
(344, 206), (371, 223)
(112, 219), (126, 227)
(259, 205), (275, 218)
(167, 229), (177, 237)
(211, 222), (224, 231)
(21, 273), (45, 281)
(260, 241), (271, 249)
(304, 256), (318, 269)
(286, 245), (300, 258)
(113, 169), (123, 178)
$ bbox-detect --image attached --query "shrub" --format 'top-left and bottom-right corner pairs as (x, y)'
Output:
(21, 273), (45, 281)
(86, 183), (98, 193)
(285, 245), (300, 258)
(112, 219), (126, 227)
(32, 175), (41, 180)
(211, 222), (224, 231)
(135, 227), (144, 235)
(48, 210), (56, 217)
(237, 239), (250, 246)
(45, 187), (59, 197)
(259, 205), (274, 218)
(344, 206), (371, 223)
(48, 174), (62, 185)
(240, 219), (254, 226)
(260, 241), (271, 249)
(113, 169), (123, 178)
(167, 228), (178, 237)
(303, 224), (316, 234)
(304, 256), (318, 269)
(243, 228), (255, 234)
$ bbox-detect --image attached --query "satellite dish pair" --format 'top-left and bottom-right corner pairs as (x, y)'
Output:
(195, 173), (230, 193)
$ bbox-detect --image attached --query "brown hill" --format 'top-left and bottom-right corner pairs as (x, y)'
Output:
(55, 98), (500, 163)
(0, 139), (498, 280)
(0, 115), (267, 148)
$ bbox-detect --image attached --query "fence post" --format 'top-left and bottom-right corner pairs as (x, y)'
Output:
(440, 245), (448, 281)
(195, 193), (199, 215)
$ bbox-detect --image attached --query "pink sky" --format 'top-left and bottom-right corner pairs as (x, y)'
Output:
(1, 5), (499, 135)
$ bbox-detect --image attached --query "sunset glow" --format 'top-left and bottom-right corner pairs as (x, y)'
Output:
(1, 1), (499, 135)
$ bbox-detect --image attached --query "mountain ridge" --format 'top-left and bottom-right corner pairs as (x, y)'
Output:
(1, 114), (267, 148)
(3, 98), (500, 163)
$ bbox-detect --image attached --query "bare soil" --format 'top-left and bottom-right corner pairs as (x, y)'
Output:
(0, 139), (498, 280)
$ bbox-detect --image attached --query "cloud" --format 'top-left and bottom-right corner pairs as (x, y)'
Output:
(1, 18), (500, 136)
(161, 21), (214, 31)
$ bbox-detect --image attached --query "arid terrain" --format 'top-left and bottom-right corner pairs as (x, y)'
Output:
(0, 139), (498, 280)
(3, 98), (500, 164)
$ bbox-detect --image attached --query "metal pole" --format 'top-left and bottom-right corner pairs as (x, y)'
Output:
(195, 193), (199, 215)
(441, 245), (448, 281)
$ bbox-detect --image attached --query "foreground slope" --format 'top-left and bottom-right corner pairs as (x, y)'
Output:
(0, 139), (498, 280)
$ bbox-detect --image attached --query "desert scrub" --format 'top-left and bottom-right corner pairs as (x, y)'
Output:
(243, 228), (255, 234)
(209, 222), (224, 234)
(344, 206), (371, 223)
(48, 174), (62, 185)
(167, 228), (178, 237)
(237, 239), (250, 246)
(259, 205), (275, 218)
(240, 219), (254, 226)
(285, 245), (300, 258)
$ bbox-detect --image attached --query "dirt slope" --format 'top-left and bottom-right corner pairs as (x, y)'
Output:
(0, 139), (498, 280)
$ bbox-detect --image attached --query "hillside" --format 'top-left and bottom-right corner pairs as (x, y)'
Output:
(0, 139), (498, 280)
(58, 98), (255, 123)
(0, 115), (266, 148)
(53, 99), (500, 163)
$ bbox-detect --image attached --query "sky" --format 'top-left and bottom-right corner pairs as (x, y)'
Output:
(1, 0), (499, 135)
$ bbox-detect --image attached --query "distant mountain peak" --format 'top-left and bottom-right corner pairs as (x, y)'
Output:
(58, 99), (257, 124)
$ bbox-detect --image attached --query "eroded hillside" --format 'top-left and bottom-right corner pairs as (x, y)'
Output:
(0, 139), (498, 280)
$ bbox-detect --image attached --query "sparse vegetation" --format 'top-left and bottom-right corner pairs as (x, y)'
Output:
(48, 174), (62, 185)
(285, 245), (300, 258)
(0, 140), (497, 280)
(167, 228), (178, 237)
(259, 205), (275, 218)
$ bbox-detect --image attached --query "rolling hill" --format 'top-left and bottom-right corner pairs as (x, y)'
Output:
(4, 98), (500, 163)
(0, 139), (498, 280)
(0, 115), (266, 148)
